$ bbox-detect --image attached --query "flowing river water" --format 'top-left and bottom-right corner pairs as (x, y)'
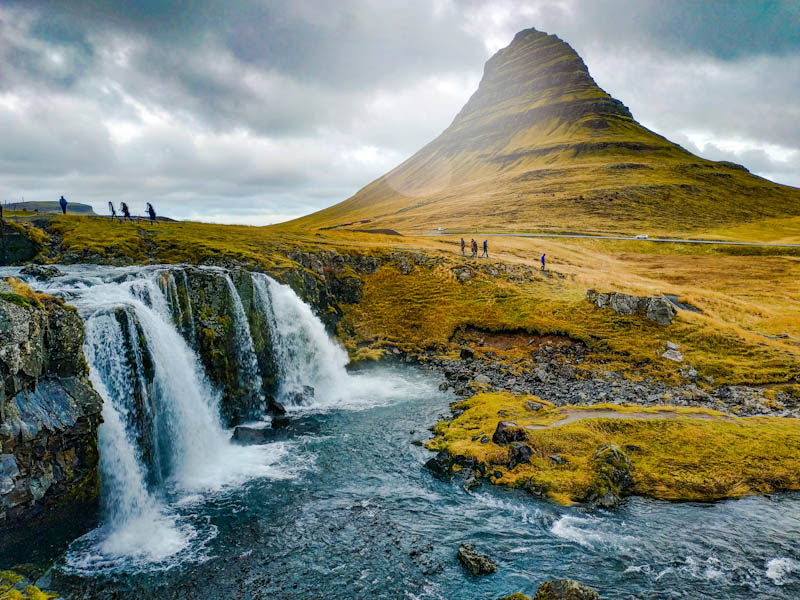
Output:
(2, 265), (800, 599)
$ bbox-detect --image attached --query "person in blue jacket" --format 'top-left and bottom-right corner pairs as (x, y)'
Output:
(481, 239), (488, 258)
(59, 195), (67, 214)
(541, 253), (546, 270)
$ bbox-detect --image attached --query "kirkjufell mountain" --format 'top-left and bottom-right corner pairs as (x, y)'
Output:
(294, 28), (800, 234)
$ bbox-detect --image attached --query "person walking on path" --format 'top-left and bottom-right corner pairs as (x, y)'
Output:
(120, 202), (134, 223)
(471, 238), (477, 258)
(541, 253), (546, 271)
(481, 239), (488, 258)
(59, 195), (67, 214)
(146, 202), (157, 225)
(460, 237), (466, 256)
(108, 201), (118, 222)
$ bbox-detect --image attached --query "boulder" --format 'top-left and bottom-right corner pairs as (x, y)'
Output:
(20, 264), (61, 281)
(271, 415), (292, 429)
(584, 444), (634, 508)
(457, 543), (497, 576)
(492, 421), (527, 445)
(460, 347), (475, 360)
(267, 397), (287, 415)
(608, 293), (639, 316)
(662, 348), (684, 363)
(424, 449), (452, 478)
(475, 374), (491, 385)
(451, 266), (475, 283)
(524, 401), (542, 412)
(533, 579), (600, 600)
(508, 442), (533, 468)
(498, 595), (531, 600)
(232, 426), (271, 444)
(646, 296), (676, 325)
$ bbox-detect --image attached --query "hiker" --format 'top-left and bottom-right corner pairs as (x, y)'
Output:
(541, 253), (546, 271)
(460, 237), (466, 256)
(481, 239), (488, 258)
(146, 202), (157, 224)
(120, 202), (134, 223)
(471, 238), (477, 257)
(59, 195), (67, 214)
(108, 201), (118, 222)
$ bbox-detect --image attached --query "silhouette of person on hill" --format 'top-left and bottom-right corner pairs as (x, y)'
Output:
(146, 202), (157, 225)
(120, 202), (134, 223)
(460, 237), (466, 256)
(59, 195), (67, 214)
(541, 253), (546, 270)
(481, 239), (488, 258)
(471, 238), (477, 257)
(108, 201), (118, 222)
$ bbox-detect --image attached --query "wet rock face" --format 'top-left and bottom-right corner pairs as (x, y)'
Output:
(19, 264), (61, 281)
(533, 579), (600, 600)
(0, 222), (44, 266)
(457, 543), (497, 575)
(0, 291), (102, 532)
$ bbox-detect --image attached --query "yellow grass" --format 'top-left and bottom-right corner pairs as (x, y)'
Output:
(428, 392), (800, 504)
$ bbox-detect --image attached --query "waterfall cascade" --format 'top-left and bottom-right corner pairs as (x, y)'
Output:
(27, 266), (329, 570)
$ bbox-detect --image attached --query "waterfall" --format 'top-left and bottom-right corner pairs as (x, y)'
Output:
(45, 267), (289, 570)
(222, 273), (264, 408)
(252, 273), (352, 407)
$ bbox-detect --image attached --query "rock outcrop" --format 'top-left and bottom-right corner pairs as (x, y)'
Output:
(533, 579), (600, 600)
(584, 444), (634, 508)
(457, 543), (497, 575)
(0, 281), (102, 532)
(586, 290), (676, 325)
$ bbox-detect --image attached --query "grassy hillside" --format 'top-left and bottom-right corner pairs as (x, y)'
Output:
(12, 214), (796, 389)
(290, 28), (800, 235)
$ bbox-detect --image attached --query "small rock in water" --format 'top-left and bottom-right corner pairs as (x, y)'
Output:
(20, 264), (62, 280)
(271, 415), (292, 429)
(267, 397), (287, 415)
(232, 426), (271, 444)
(439, 381), (449, 391)
(533, 579), (599, 600)
(457, 543), (497, 575)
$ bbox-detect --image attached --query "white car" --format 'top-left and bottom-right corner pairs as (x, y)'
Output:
(437, 226), (445, 231)
(634, 234), (649, 240)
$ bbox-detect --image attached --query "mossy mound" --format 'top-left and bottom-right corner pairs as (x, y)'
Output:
(427, 392), (800, 504)
(0, 571), (58, 600)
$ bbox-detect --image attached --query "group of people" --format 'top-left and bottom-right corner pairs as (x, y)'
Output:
(460, 237), (546, 269)
(461, 237), (489, 258)
(56, 196), (158, 224)
(108, 201), (157, 224)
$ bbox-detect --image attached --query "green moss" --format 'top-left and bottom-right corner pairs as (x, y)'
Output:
(428, 392), (800, 505)
(0, 292), (34, 308)
(0, 571), (59, 600)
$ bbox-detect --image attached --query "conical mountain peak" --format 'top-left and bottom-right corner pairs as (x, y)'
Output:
(293, 28), (800, 234)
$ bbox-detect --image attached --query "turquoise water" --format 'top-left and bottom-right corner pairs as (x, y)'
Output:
(36, 366), (800, 599)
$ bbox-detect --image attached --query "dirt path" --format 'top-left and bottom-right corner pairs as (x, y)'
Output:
(525, 409), (734, 430)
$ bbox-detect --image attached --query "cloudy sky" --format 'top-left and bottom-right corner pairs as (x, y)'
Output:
(1, 1), (798, 224)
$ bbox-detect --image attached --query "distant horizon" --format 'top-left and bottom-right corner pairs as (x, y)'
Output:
(1, 1), (798, 225)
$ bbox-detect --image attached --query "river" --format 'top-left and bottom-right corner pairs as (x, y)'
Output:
(2, 265), (800, 599)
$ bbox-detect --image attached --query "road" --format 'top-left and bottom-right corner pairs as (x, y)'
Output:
(427, 232), (800, 248)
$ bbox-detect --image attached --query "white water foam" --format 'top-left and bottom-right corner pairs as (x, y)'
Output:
(252, 273), (430, 411)
(766, 557), (800, 585)
(52, 268), (296, 571)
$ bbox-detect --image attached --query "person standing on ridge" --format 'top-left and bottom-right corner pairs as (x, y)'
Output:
(541, 253), (546, 271)
(481, 239), (488, 258)
(146, 202), (157, 225)
(471, 238), (477, 258)
(460, 237), (466, 256)
(59, 195), (67, 214)
(108, 201), (118, 222)
(120, 202), (133, 223)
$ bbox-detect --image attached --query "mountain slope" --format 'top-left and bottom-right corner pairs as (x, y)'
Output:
(291, 28), (800, 234)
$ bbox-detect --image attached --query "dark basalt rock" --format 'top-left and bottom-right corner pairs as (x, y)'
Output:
(232, 426), (272, 444)
(20, 264), (61, 281)
(424, 449), (451, 479)
(1, 289), (103, 535)
(271, 415), (292, 429)
(492, 421), (527, 445)
(533, 579), (600, 600)
(460, 347), (475, 360)
(508, 442), (533, 468)
(457, 543), (497, 576)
